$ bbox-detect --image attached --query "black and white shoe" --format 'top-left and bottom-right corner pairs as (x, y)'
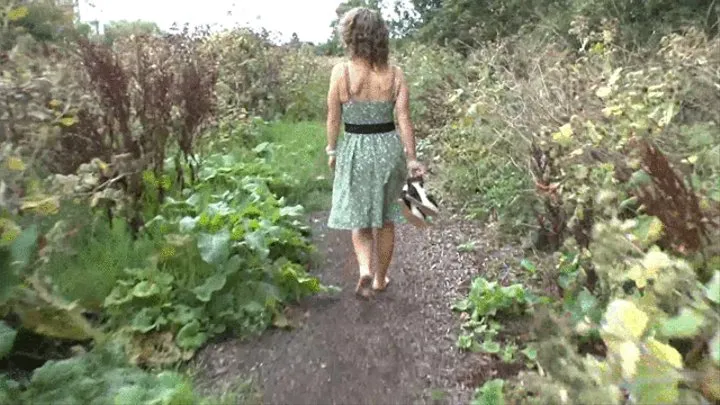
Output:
(402, 177), (439, 217)
(399, 177), (439, 227)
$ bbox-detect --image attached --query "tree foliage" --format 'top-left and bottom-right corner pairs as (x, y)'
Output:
(102, 19), (162, 45)
(405, 0), (718, 51)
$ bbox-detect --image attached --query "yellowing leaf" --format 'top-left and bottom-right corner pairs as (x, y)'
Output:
(59, 116), (77, 127)
(552, 123), (574, 147)
(618, 341), (641, 378)
(20, 196), (60, 216)
(642, 248), (671, 276)
(7, 6), (29, 21)
(627, 264), (648, 289)
(602, 299), (648, 341)
(646, 338), (683, 369)
(602, 105), (623, 117)
(686, 155), (698, 164)
(608, 68), (623, 86)
(159, 245), (176, 260)
(646, 217), (665, 243)
(559, 123), (573, 137)
(0, 218), (21, 245)
(6, 156), (25, 171)
(596, 86), (612, 99)
(659, 102), (676, 127)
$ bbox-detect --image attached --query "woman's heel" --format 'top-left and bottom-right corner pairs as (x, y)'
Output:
(372, 276), (390, 291)
(355, 274), (373, 299)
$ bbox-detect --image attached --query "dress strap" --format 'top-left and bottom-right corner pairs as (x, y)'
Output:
(391, 65), (402, 102)
(344, 63), (353, 102)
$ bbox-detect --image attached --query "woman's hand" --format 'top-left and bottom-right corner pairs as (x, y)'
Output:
(407, 159), (427, 178)
(326, 145), (336, 171)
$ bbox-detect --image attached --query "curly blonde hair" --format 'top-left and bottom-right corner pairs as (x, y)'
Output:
(339, 7), (389, 69)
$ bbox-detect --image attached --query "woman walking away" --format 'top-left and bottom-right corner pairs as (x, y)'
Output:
(325, 6), (426, 299)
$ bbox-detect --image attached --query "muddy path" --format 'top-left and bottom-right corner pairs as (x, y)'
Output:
(194, 211), (526, 405)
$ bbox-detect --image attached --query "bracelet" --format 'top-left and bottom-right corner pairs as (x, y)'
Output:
(325, 146), (336, 156)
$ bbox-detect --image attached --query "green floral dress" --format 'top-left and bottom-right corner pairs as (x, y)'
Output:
(327, 99), (407, 230)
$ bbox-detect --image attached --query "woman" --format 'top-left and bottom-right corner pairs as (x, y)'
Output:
(325, 6), (426, 298)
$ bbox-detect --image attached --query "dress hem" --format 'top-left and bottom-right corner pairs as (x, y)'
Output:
(326, 217), (406, 230)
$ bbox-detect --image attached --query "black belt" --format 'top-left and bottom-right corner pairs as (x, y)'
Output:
(344, 122), (396, 134)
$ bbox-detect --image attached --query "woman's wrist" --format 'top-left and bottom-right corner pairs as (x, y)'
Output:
(325, 145), (336, 156)
(403, 147), (416, 162)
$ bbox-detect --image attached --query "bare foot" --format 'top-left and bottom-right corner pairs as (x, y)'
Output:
(355, 274), (373, 299)
(372, 276), (391, 291)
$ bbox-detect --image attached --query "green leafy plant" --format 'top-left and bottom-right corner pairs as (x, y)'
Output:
(471, 378), (505, 405)
(2, 342), (198, 405)
(102, 149), (328, 366)
(453, 277), (540, 321)
(453, 277), (547, 365)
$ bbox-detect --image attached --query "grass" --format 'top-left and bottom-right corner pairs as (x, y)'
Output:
(260, 121), (333, 212)
(45, 214), (156, 311)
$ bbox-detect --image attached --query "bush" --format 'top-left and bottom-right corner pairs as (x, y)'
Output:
(434, 16), (720, 404)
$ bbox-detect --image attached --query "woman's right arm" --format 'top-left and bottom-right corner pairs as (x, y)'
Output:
(326, 64), (344, 154)
(394, 67), (417, 162)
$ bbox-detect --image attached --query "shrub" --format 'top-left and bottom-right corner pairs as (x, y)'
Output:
(432, 19), (720, 403)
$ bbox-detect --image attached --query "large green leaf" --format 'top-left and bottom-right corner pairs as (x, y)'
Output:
(0, 321), (17, 359)
(131, 281), (161, 298)
(9, 225), (38, 270)
(480, 340), (501, 354)
(632, 353), (681, 405)
(0, 248), (20, 303)
(244, 230), (269, 259)
(175, 320), (207, 351)
(192, 274), (227, 303)
(705, 271), (720, 304)
(167, 305), (200, 326)
(710, 331), (720, 366)
(660, 307), (705, 338)
(197, 230), (231, 266)
(131, 308), (166, 333)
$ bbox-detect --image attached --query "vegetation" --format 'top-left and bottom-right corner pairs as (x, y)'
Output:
(2, 0), (719, 403)
(410, 1), (720, 403)
(1, 1), (333, 402)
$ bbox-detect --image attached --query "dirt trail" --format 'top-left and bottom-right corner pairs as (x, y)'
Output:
(194, 211), (523, 405)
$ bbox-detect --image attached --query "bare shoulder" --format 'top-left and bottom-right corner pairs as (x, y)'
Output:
(330, 62), (346, 79)
(391, 64), (407, 80)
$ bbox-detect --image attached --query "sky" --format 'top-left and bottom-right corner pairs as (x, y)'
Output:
(76, 0), (399, 44)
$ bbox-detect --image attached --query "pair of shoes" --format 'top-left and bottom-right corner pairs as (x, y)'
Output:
(400, 176), (439, 227)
